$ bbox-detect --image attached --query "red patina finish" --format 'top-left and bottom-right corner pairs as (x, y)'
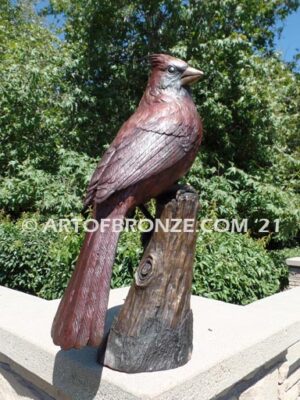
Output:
(51, 54), (203, 350)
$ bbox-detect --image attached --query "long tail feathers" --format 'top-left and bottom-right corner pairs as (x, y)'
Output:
(51, 206), (126, 350)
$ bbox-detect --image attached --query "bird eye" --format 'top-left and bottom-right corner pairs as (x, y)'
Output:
(168, 66), (176, 74)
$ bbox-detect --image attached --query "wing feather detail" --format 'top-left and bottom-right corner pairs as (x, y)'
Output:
(84, 109), (199, 207)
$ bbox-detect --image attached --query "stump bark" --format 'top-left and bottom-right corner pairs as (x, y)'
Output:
(103, 187), (199, 373)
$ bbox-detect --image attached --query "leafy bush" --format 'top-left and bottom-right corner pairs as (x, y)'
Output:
(185, 160), (300, 247)
(0, 213), (142, 299)
(0, 0), (299, 305)
(0, 4), (77, 171)
(0, 214), (81, 299)
(185, 158), (240, 220)
(111, 230), (143, 289)
(0, 212), (289, 305)
(0, 149), (95, 217)
(270, 247), (300, 271)
(193, 231), (287, 305)
(227, 167), (300, 246)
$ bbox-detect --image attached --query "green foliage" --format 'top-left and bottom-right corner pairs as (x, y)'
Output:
(0, 213), (81, 299)
(193, 231), (287, 304)
(270, 247), (300, 271)
(0, 0), (299, 303)
(0, 149), (95, 217)
(0, 1), (97, 172)
(0, 213), (288, 306)
(186, 160), (300, 245)
(0, 213), (142, 299)
(47, 0), (300, 247)
(47, 0), (299, 169)
(111, 231), (143, 289)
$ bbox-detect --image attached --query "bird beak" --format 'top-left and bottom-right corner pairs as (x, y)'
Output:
(181, 66), (204, 86)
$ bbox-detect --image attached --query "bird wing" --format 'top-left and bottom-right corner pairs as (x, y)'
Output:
(84, 107), (199, 207)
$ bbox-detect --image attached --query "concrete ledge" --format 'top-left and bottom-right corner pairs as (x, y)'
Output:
(286, 257), (300, 267)
(1, 286), (300, 400)
(287, 257), (300, 288)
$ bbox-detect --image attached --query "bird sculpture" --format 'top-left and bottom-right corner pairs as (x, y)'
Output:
(51, 53), (203, 350)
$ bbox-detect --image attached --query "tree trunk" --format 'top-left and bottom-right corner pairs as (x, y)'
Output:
(103, 187), (199, 373)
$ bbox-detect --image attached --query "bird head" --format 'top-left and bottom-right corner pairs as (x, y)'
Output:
(149, 54), (203, 91)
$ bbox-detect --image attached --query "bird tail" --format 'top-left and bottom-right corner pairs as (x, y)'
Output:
(51, 205), (126, 350)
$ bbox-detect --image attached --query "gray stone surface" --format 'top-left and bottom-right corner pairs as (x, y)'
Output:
(285, 384), (299, 400)
(285, 369), (300, 392)
(287, 342), (300, 367)
(1, 285), (300, 399)
(0, 362), (54, 400)
(289, 268), (300, 288)
(279, 362), (290, 384)
(287, 341), (300, 378)
(286, 258), (300, 267)
(287, 257), (300, 288)
(238, 368), (278, 400)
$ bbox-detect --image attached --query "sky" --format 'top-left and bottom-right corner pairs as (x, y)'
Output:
(275, 8), (300, 63)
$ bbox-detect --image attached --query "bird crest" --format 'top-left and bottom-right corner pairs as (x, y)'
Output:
(149, 54), (169, 69)
(149, 53), (188, 71)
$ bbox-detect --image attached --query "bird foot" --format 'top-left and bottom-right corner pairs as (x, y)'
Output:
(157, 183), (197, 203)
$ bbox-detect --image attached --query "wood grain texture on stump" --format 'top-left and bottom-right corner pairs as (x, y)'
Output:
(103, 187), (199, 373)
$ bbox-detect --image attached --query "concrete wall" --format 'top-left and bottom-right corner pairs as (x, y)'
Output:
(287, 257), (300, 289)
(1, 286), (300, 400)
(216, 341), (300, 400)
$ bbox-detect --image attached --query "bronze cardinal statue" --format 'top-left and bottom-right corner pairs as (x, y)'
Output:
(51, 54), (203, 350)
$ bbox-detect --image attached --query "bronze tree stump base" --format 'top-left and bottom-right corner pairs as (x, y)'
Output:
(103, 186), (199, 373)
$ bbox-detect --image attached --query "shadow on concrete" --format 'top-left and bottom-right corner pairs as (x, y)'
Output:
(0, 361), (54, 399)
(52, 305), (121, 400)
